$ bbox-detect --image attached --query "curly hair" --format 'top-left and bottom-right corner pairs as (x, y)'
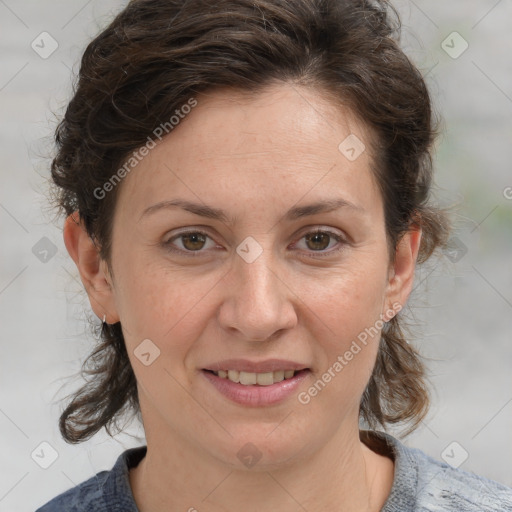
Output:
(49, 0), (450, 443)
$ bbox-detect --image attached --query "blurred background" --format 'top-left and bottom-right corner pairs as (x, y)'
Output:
(0, 1), (511, 510)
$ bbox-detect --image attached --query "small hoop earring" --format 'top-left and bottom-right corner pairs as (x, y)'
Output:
(102, 314), (107, 326)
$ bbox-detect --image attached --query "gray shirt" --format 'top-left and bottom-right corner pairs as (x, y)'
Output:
(35, 429), (512, 511)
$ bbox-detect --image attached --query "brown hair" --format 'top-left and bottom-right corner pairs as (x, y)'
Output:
(50, 0), (450, 443)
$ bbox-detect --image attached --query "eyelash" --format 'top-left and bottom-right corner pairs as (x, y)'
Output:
(162, 228), (348, 258)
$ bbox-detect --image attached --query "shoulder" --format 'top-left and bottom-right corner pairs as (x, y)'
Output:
(362, 430), (512, 512)
(34, 446), (146, 512)
(410, 445), (512, 512)
(34, 471), (110, 512)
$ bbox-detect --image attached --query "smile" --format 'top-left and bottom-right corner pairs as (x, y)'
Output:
(201, 369), (311, 406)
(210, 369), (298, 386)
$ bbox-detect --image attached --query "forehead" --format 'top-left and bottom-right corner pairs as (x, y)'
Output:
(115, 83), (381, 222)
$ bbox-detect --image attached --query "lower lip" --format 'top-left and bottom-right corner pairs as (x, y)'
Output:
(201, 369), (311, 407)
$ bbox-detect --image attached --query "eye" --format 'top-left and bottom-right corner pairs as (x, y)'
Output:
(163, 230), (217, 256)
(292, 229), (347, 258)
(163, 228), (347, 258)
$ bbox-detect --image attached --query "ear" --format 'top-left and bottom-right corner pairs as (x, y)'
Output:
(382, 226), (422, 320)
(63, 212), (120, 324)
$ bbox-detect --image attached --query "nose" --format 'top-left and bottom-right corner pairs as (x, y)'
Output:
(217, 245), (297, 342)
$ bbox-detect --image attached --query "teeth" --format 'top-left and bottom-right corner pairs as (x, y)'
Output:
(228, 370), (239, 383)
(240, 371), (257, 385)
(256, 372), (274, 386)
(213, 369), (299, 385)
(271, 370), (284, 383)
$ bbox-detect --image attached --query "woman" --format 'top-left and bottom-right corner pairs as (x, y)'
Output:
(36, 0), (512, 510)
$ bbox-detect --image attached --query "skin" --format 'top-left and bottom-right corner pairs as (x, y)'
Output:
(64, 83), (421, 512)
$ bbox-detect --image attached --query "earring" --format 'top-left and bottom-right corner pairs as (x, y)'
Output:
(102, 314), (107, 327)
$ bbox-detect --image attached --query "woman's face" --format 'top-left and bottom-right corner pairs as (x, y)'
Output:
(80, 83), (419, 468)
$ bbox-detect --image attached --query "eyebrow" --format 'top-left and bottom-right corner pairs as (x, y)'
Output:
(138, 197), (364, 225)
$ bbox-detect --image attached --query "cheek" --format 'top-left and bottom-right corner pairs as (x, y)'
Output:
(307, 255), (389, 338)
(303, 256), (388, 393)
(114, 253), (221, 353)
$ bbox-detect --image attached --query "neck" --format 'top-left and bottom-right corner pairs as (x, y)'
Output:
(129, 417), (390, 512)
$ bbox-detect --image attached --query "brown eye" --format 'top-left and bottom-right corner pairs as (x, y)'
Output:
(181, 232), (207, 251)
(304, 232), (332, 251)
(164, 230), (216, 255)
(163, 228), (347, 258)
(294, 229), (347, 258)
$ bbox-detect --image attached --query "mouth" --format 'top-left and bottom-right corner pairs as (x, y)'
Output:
(201, 367), (311, 406)
(203, 368), (309, 386)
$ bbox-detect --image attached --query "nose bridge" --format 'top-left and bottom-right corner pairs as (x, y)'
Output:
(220, 236), (296, 340)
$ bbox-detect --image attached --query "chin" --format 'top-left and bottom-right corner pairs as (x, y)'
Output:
(207, 426), (313, 471)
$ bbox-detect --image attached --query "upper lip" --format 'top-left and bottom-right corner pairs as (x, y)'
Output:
(203, 359), (309, 373)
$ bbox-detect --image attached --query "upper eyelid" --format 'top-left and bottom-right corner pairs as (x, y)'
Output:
(166, 226), (347, 249)
(167, 225), (345, 239)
